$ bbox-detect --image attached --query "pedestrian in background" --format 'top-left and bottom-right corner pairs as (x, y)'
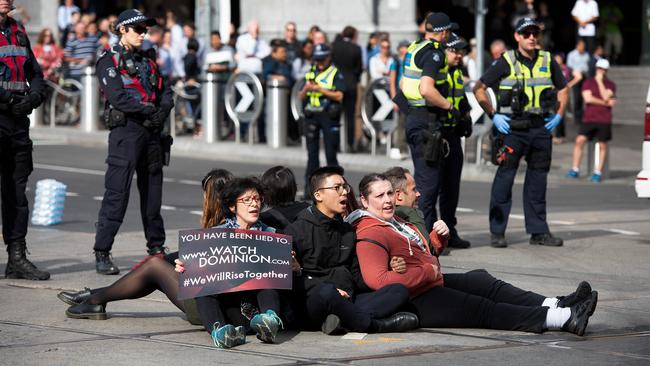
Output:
(571, 0), (599, 53)
(566, 59), (615, 183)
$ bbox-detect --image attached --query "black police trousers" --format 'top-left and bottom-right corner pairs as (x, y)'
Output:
(409, 269), (547, 333)
(405, 111), (464, 232)
(303, 283), (410, 332)
(0, 115), (33, 244)
(305, 112), (340, 183)
(490, 126), (552, 235)
(94, 120), (165, 252)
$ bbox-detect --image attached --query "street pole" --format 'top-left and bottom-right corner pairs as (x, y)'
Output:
(475, 0), (487, 76)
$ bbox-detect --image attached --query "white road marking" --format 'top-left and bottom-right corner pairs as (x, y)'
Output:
(161, 205), (177, 211)
(179, 179), (201, 186)
(457, 207), (475, 213)
(190, 211), (203, 216)
(93, 196), (103, 201)
(510, 214), (526, 220)
(65, 192), (79, 197)
(35, 163), (105, 176)
(35, 163), (201, 186)
(341, 332), (367, 340)
(548, 220), (575, 225)
(605, 228), (641, 236)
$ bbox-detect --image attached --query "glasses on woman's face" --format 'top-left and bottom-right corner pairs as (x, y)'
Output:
(317, 183), (351, 195)
(128, 25), (148, 35)
(237, 195), (264, 206)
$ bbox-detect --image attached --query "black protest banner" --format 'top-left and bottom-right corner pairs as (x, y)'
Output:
(177, 227), (292, 300)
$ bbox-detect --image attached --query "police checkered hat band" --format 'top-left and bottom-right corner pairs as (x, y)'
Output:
(115, 9), (156, 29)
(514, 18), (541, 33)
(446, 33), (468, 49)
(425, 12), (459, 33)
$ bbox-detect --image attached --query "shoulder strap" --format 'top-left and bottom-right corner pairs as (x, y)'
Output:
(356, 238), (389, 253)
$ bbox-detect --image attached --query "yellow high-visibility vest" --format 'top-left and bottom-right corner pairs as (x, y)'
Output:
(305, 64), (339, 109)
(445, 67), (465, 125)
(401, 40), (448, 107)
(498, 50), (553, 114)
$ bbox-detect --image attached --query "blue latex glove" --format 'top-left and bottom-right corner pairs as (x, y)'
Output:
(492, 113), (511, 134)
(544, 113), (562, 131)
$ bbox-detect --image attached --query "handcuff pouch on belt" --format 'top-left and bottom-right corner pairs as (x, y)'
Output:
(421, 116), (449, 164)
(103, 107), (126, 129)
(161, 134), (173, 166)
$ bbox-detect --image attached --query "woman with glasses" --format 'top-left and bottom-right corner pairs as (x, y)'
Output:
(177, 177), (286, 348)
(60, 169), (233, 325)
(347, 173), (598, 336)
(92, 9), (174, 275)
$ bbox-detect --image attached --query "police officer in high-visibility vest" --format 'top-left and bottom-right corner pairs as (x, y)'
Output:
(93, 9), (174, 274)
(0, 0), (50, 280)
(400, 12), (470, 248)
(436, 32), (473, 249)
(473, 18), (567, 248)
(300, 43), (346, 188)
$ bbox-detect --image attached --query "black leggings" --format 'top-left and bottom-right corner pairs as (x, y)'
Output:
(305, 283), (410, 332)
(195, 289), (282, 334)
(410, 269), (548, 333)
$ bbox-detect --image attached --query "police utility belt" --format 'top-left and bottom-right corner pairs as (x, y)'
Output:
(103, 104), (157, 130)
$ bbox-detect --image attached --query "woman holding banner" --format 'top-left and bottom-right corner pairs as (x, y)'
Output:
(58, 169), (234, 330)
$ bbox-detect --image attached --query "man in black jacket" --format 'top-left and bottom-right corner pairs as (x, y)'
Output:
(284, 166), (418, 335)
(331, 26), (363, 152)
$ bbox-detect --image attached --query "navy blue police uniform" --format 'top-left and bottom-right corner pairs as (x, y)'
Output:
(1, 15), (50, 280)
(93, 10), (173, 274)
(481, 48), (566, 243)
(303, 44), (346, 187)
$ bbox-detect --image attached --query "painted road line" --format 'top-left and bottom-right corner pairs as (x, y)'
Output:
(179, 179), (202, 186)
(65, 192), (79, 197)
(341, 333), (367, 340)
(163, 178), (176, 183)
(93, 196), (103, 201)
(161, 205), (177, 211)
(605, 228), (641, 236)
(457, 207), (475, 213)
(190, 211), (203, 216)
(35, 163), (105, 176)
(510, 214), (526, 220)
(548, 220), (575, 225)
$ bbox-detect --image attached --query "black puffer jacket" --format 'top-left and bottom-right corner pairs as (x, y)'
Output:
(284, 206), (357, 297)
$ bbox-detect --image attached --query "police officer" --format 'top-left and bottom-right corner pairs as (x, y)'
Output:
(473, 18), (567, 248)
(0, 0), (50, 280)
(400, 12), (470, 248)
(299, 43), (346, 190)
(93, 9), (173, 274)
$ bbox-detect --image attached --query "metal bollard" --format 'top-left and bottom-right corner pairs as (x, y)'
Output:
(29, 104), (44, 129)
(202, 72), (224, 143)
(80, 66), (99, 132)
(586, 141), (609, 178)
(266, 78), (289, 148)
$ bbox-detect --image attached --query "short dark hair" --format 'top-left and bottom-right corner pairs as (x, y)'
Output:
(309, 166), (345, 202)
(187, 37), (199, 52)
(221, 177), (265, 218)
(261, 166), (297, 206)
(383, 167), (410, 192)
(210, 30), (221, 38)
(358, 173), (389, 198)
(342, 25), (357, 39)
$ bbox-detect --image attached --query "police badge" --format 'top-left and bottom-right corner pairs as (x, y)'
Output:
(433, 53), (440, 62)
(107, 67), (117, 78)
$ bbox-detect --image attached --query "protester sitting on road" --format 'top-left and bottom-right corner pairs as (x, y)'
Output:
(260, 166), (310, 231)
(284, 167), (419, 335)
(60, 169), (234, 326)
(176, 177), (286, 348)
(346, 173), (599, 336)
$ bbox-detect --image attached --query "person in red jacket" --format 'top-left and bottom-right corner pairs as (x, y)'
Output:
(346, 173), (599, 336)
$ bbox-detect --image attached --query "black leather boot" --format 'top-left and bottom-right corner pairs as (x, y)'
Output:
(371, 312), (419, 333)
(562, 291), (598, 336)
(557, 281), (592, 310)
(95, 251), (119, 275)
(66, 300), (107, 320)
(57, 287), (92, 306)
(5, 241), (50, 280)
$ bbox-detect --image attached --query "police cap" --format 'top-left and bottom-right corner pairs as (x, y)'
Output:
(115, 9), (157, 29)
(425, 12), (459, 33)
(446, 33), (468, 50)
(514, 18), (541, 34)
(312, 43), (331, 61)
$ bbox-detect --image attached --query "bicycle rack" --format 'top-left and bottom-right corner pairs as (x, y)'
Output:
(170, 85), (200, 138)
(45, 79), (83, 128)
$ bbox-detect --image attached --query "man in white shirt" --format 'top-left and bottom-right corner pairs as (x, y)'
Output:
(57, 0), (79, 33)
(235, 19), (270, 75)
(571, 0), (599, 52)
